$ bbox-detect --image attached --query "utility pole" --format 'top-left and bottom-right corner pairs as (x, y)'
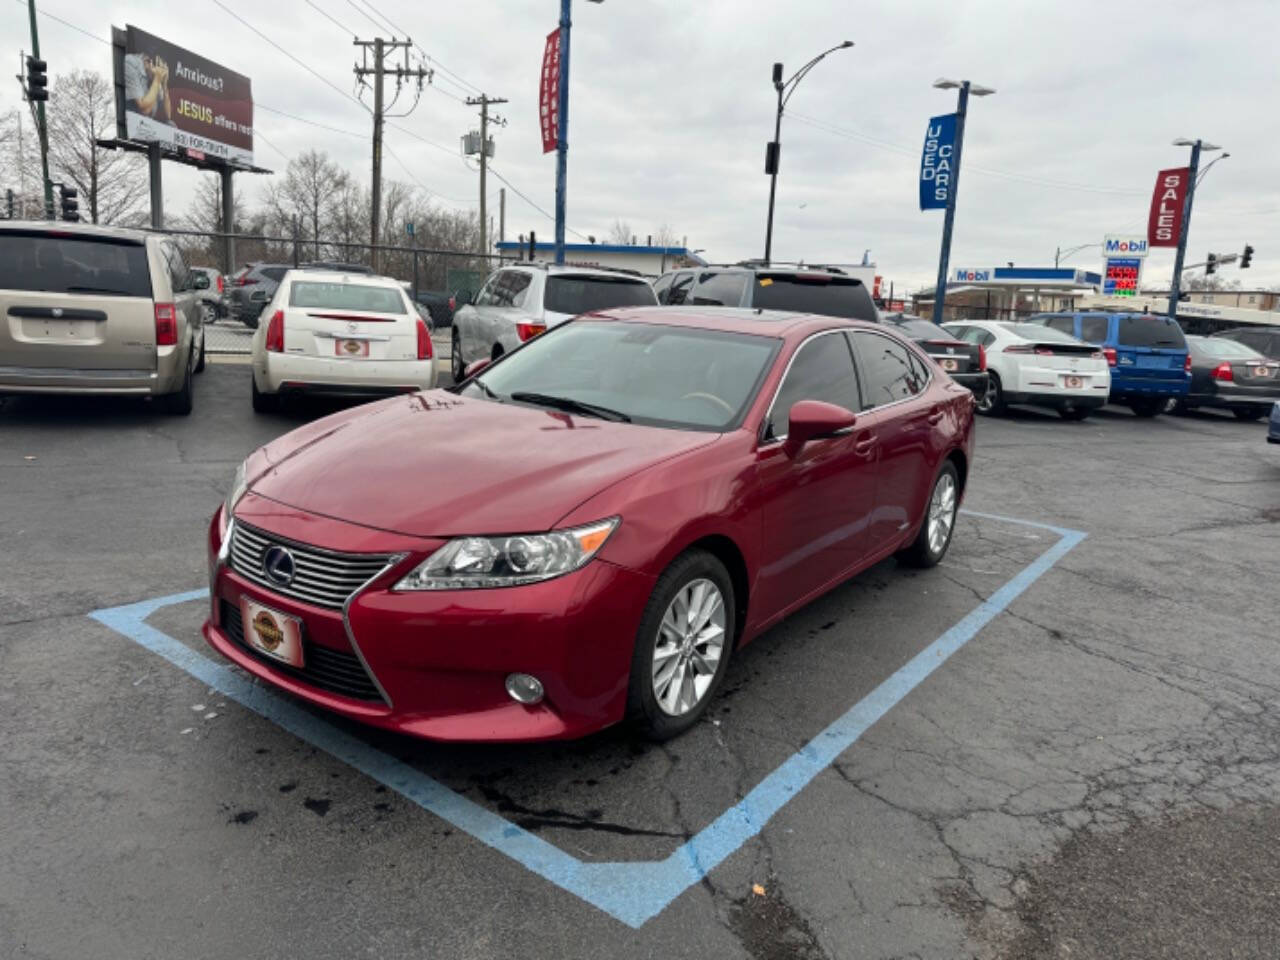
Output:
(355, 37), (429, 273)
(499, 187), (505, 247)
(465, 94), (507, 258)
(23, 2), (54, 219)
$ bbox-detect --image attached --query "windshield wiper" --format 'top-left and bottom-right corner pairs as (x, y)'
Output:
(64, 285), (134, 296)
(509, 391), (631, 422)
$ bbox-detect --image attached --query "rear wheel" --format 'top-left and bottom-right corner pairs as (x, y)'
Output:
(251, 375), (279, 414)
(627, 550), (735, 741)
(897, 461), (960, 568)
(976, 371), (1004, 415)
(1171, 399), (1191, 415)
(451, 327), (466, 383)
(161, 358), (194, 416)
(194, 328), (206, 373)
(1059, 406), (1090, 421)
(1129, 398), (1163, 418)
(1233, 407), (1266, 422)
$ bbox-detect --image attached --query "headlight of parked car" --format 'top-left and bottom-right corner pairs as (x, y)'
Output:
(393, 518), (619, 590)
(224, 460), (248, 520)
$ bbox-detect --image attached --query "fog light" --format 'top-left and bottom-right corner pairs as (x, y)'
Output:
(505, 673), (544, 704)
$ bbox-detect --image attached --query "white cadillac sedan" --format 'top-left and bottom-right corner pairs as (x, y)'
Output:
(942, 320), (1110, 420)
(250, 269), (437, 412)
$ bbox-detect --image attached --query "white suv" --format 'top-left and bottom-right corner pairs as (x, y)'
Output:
(450, 264), (657, 381)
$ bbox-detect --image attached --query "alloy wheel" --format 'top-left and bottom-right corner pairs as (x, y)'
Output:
(927, 472), (957, 556)
(651, 578), (726, 717)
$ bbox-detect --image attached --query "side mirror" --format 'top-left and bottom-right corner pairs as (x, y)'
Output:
(784, 400), (857, 457)
(192, 272), (210, 290)
(463, 357), (491, 379)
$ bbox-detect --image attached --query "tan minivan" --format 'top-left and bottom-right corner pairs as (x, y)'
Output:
(0, 221), (205, 414)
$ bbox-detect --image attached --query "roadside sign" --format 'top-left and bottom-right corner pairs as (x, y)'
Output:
(919, 113), (957, 210)
(1147, 168), (1189, 247)
(1103, 257), (1141, 297)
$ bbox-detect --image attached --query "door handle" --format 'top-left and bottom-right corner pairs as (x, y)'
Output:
(927, 407), (944, 424)
(853, 436), (877, 457)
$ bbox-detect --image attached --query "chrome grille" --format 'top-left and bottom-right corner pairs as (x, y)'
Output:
(228, 521), (394, 610)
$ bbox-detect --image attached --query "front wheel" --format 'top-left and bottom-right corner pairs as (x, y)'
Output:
(1233, 407), (1266, 422)
(897, 461), (960, 568)
(976, 372), (1004, 415)
(627, 550), (735, 741)
(251, 375), (279, 414)
(1129, 398), (1163, 418)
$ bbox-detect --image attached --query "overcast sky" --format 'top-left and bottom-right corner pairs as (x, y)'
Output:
(5, 0), (1279, 292)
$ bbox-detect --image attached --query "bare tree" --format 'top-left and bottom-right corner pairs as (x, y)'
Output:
(45, 70), (148, 224)
(1184, 273), (1242, 292)
(264, 150), (350, 259)
(606, 218), (633, 245)
(652, 223), (680, 250)
(0, 108), (47, 218)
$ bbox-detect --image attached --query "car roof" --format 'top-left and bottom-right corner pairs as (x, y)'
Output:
(0, 219), (150, 243)
(285, 268), (403, 285)
(586, 305), (880, 338)
(506, 263), (649, 280)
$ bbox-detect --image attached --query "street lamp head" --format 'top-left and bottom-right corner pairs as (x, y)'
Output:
(1172, 138), (1194, 146)
(839, 40), (854, 48)
(1201, 142), (1222, 152)
(970, 83), (996, 97)
(933, 78), (960, 90)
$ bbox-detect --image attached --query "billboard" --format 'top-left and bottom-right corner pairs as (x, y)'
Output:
(118, 25), (253, 166)
(1147, 167), (1189, 247)
(919, 113), (957, 210)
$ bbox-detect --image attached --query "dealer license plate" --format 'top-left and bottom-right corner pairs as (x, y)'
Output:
(1250, 366), (1274, 378)
(1063, 375), (1084, 389)
(941, 358), (958, 372)
(240, 597), (305, 667)
(334, 338), (370, 358)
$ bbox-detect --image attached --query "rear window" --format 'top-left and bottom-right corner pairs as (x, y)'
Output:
(1196, 337), (1263, 359)
(691, 272), (750, 306)
(1117, 314), (1186, 349)
(888, 318), (950, 340)
(1080, 315), (1110, 343)
(0, 231), (152, 297)
(544, 275), (656, 314)
(261, 267), (288, 282)
(750, 274), (877, 321)
(288, 281), (407, 314)
(1006, 323), (1079, 342)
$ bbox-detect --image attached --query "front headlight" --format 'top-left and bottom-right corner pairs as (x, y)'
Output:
(393, 518), (619, 590)
(223, 460), (248, 520)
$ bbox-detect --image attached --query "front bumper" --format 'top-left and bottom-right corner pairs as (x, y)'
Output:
(203, 505), (654, 742)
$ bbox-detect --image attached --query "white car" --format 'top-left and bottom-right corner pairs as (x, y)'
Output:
(250, 269), (437, 412)
(942, 320), (1110, 420)
(450, 264), (658, 382)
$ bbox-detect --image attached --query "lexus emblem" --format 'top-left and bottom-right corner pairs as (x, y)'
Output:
(262, 545), (296, 586)
(52, 307), (63, 318)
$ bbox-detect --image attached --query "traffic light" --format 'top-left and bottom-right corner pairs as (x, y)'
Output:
(25, 56), (48, 102)
(1241, 244), (1254, 269)
(1206, 252), (1217, 275)
(58, 184), (79, 222)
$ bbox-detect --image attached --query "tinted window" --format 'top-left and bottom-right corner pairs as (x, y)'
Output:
(652, 274), (674, 304)
(0, 231), (152, 297)
(766, 333), (860, 440)
(887, 317), (951, 340)
(851, 332), (925, 408)
(691, 272), (749, 307)
(1117, 314), (1186, 348)
(1042, 315), (1077, 336)
(1193, 337), (1263, 359)
(164, 242), (190, 292)
(750, 274), (877, 320)
(1080, 315), (1110, 343)
(466, 320), (778, 432)
(1006, 323), (1081, 342)
(473, 273), (500, 306)
(667, 272), (695, 305)
(289, 281), (407, 313)
(261, 267), (288, 283)
(490, 270), (532, 308)
(544, 275), (656, 314)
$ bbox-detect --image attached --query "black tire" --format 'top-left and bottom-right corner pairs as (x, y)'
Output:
(491, 343), (504, 361)
(251, 375), (279, 414)
(897, 460), (960, 569)
(1171, 399), (1191, 415)
(451, 327), (466, 383)
(161, 358), (194, 416)
(976, 371), (1004, 415)
(627, 549), (735, 741)
(1129, 398), (1162, 417)
(1233, 407), (1266, 422)
(194, 329), (206, 373)
(241, 308), (260, 331)
(1059, 406), (1090, 421)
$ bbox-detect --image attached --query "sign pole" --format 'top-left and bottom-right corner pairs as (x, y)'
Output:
(1165, 141), (1201, 322)
(147, 142), (163, 228)
(554, 0), (571, 265)
(27, 0), (54, 219)
(930, 81), (968, 326)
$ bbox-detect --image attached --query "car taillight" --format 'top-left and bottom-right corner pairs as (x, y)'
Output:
(416, 317), (433, 360)
(448, 296), (456, 311)
(1034, 347), (1054, 356)
(236, 276), (257, 286)
(1211, 361), (1233, 382)
(154, 303), (177, 346)
(1185, 353), (1193, 373)
(516, 322), (546, 342)
(1103, 347), (1117, 366)
(978, 344), (986, 372)
(216, 275), (224, 294)
(265, 309), (285, 353)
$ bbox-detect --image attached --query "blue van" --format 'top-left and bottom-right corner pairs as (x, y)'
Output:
(1027, 312), (1190, 416)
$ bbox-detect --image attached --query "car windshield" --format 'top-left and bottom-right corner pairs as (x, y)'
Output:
(543, 275), (656, 314)
(289, 280), (406, 313)
(1194, 336), (1264, 359)
(1004, 323), (1080, 342)
(0, 231), (152, 297)
(750, 274), (876, 320)
(461, 320), (779, 431)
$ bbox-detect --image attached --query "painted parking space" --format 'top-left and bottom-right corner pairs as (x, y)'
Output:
(89, 509), (1083, 928)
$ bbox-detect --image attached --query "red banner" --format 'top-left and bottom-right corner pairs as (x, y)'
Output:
(539, 28), (561, 154)
(1147, 167), (1189, 247)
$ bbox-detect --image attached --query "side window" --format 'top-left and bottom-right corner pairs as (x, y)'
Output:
(652, 274), (674, 305)
(851, 332), (924, 409)
(691, 272), (748, 307)
(1079, 315), (1110, 344)
(943, 325), (969, 341)
(1044, 315), (1076, 336)
(956, 326), (985, 345)
(905, 347), (931, 387)
(667, 273), (695, 305)
(488, 270), (522, 307)
(765, 333), (860, 440)
(474, 273), (500, 306)
(161, 242), (186, 292)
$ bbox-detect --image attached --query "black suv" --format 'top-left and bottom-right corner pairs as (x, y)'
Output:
(653, 263), (878, 321)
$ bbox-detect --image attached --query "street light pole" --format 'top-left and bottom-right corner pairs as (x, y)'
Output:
(553, 0), (602, 265)
(1166, 138), (1219, 321)
(929, 78), (994, 326)
(762, 40), (853, 264)
(1055, 243), (1100, 268)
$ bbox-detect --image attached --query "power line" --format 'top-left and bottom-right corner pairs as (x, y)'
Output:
(383, 142), (475, 207)
(256, 103), (364, 139)
(304, 0), (357, 37)
(488, 166), (589, 242)
(354, 0), (485, 98)
(343, 0), (389, 35)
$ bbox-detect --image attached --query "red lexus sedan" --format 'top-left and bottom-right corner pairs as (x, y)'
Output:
(204, 307), (975, 741)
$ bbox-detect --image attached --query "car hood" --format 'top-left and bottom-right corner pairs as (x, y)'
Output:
(246, 391), (719, 537)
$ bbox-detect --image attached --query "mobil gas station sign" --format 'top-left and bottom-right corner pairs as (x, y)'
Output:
(1104, 235), (1149, 258)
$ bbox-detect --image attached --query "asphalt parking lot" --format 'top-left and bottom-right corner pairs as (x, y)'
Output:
(3, 362), (1279, 960)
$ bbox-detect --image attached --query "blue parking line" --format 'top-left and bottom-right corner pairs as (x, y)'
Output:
(89, 510), (1085, 928)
